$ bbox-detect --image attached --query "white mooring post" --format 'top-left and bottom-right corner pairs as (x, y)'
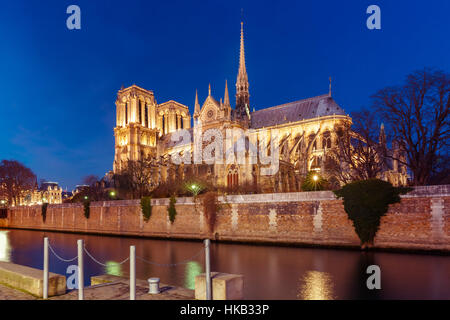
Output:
(77, 239), (84, 300)
(43, 237), (49, 299)
(204, 239), (212, 300)
(130, 245), (136, 300)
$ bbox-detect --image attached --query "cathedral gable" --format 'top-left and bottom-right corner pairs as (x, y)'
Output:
(200, 96), (221, 123)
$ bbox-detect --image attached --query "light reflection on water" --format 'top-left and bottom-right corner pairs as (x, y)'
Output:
(0, 231), (11, 262)
(105, 261), (123, 277)
(298, 270), (336, 300)
(185, 261), (203, 290)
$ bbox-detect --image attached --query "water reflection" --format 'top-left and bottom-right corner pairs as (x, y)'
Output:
(185, 261), (203, 289)
(298, 270), (336, 300)
(105, 261), (123, 276)
(2, 229), (449, 299)
(0, 231), (11, 262)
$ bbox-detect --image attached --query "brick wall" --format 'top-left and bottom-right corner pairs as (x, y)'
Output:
(1, 186), (449, 252)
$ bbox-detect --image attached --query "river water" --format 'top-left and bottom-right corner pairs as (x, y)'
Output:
(0, 229), (448, 299)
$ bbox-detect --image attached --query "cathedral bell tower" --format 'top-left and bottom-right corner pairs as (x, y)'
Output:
(235, 21), (250, 121)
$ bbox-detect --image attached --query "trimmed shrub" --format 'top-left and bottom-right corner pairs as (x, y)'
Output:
(83, 200), (90, 219)
(334, 179), (411, 247)
(202, 191), (218, 233)
(0, 208), (7, 219)
(42, 203), (48, 223)
(141, 196), (152, 222)
(168, 195), (177, 224)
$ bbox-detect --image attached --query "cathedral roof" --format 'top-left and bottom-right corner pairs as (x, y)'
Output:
(250, 94), (347, 129)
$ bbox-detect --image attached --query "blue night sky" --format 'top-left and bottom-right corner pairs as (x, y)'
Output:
(0, 0), (449, 190)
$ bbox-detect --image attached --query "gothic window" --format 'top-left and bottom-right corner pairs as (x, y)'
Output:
(310, 156), (322, 170)
(227, 165), (239, 189)
(145, 105), (149, 128)
(308, 134), (316, 151)
(125, 102), (128, 124)
(181, 117), (183, 129)
(322, 131), (331, 149)
(162, 115), (165, 133)
(139, 100), (142, 124)
(176, 115), (178, 130)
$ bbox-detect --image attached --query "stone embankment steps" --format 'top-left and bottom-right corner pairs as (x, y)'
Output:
(0, 261), (66, 297)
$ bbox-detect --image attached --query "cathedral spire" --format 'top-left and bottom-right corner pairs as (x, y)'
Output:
(224, 79), (230, 107)
(238, 22), (247, 81)
(235, 21), (250, 120)
(194, 89), (200, 118)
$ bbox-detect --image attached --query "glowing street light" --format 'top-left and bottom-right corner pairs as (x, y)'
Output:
(312, 174), (319, 191)
(84, 196), (89, 200)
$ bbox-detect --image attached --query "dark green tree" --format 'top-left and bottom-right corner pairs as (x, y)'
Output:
(334, 179), (411, 247)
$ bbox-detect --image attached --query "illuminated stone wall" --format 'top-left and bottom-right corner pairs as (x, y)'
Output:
(2, 186), (449, 252)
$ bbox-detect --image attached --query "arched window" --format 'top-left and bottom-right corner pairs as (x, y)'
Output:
(308, 134), (316, 151)
(125, 102), (128, 124)
(138, 100), (142, 124)
(227, 165), (239, 189)
(310, 156), (322, 171)
(145, 105), (149, 127)
(322, 131), (331, 149)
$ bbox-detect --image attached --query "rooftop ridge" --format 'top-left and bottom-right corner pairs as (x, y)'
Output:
(158, 100), (190, 109)
(252, 93), (331, 114)
(118, 84), (154, 93)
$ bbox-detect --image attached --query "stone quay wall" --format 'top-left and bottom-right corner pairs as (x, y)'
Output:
(1, 185), (449, 252)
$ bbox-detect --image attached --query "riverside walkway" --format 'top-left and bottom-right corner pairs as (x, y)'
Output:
(0, 275), (194, 300)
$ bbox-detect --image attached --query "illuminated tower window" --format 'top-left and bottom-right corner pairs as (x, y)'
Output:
(145, 105), (149, 127)
(139, 100), (142, 124)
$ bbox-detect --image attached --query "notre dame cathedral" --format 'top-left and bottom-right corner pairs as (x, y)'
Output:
(111, 22), (407, 193)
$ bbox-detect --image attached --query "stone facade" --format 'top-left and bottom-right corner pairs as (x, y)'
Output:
(18, 182), (62, 206)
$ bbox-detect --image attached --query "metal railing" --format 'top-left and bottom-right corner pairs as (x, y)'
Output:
(43, 237), (212, 300)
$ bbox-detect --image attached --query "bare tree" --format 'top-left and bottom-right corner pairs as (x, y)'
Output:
(80, 175), (106, 201)
(372, 68), (450, 185)
(114, 157), (155, 199)
(324, 109), (387, 185)
(0, 160), (37, 206)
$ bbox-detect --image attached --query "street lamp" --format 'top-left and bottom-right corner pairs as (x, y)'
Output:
(312, 175), (319, 191)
